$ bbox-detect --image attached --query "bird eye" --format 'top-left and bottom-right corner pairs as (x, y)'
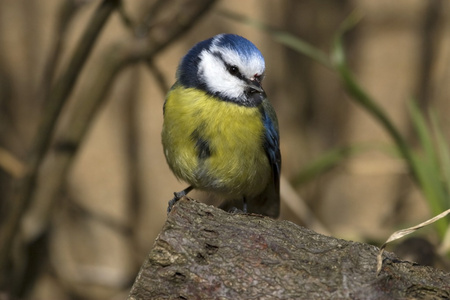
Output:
(227, 65), (239, 76)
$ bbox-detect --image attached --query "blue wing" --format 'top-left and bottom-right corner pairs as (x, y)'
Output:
(262, 106), (281, 195)
(242, 102), (281, 218)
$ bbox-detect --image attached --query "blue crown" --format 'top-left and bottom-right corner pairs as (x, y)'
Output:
(176, 34), (263, 89)
(214, 34), (264, 62)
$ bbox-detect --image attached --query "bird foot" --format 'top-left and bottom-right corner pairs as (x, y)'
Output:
(167, 186), (194, 214)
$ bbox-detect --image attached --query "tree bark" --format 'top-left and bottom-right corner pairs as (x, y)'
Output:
(127, 198), (450, 299)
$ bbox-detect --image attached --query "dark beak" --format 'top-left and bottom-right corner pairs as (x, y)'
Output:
(247, 78), (264, 94)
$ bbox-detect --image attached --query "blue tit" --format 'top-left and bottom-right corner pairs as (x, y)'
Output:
(162, 33), (281, 218)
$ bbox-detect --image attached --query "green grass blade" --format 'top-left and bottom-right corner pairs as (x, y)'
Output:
(408, 102), (448, 235)
(331, 20), (450, 236)
(331, 36), (418, 183)
(292, 144), (366, 186)
(410, 151), (448, 235)
(408, 101), (439, 168)
(430, 111), (450, 209)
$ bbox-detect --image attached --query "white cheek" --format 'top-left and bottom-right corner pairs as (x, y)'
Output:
(199, 51), (245, 99)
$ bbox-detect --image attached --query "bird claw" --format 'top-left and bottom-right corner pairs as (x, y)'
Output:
(167, 186), (194, 214)
(228, 207), (244, 214)
(167, 195), (179, 214)
(228, 203), (248, 214)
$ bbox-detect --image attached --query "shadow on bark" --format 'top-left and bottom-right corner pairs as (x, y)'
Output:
(128, 197), (449, 299)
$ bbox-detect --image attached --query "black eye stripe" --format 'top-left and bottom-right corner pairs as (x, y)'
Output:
(212, 51), (246, 81)
(225, 63), (244, 80)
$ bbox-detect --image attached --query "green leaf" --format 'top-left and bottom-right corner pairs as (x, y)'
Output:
(292, 144), (366, 186)
(430, 110), (450, 209)
(408, 101), (438, 168)
(331, 32), (418, 184)
(408, 101), (448, 235)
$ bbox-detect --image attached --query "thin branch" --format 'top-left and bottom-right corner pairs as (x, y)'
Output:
(14, 0), (217, 268)
(145, 58), (170, 95)
(134, 0), (171, 37)
(0, 0), (120, 284)
(116, 0), (134, 29)
(38, 0), (85, 103)
(143, 0), (217, 58)
(0, 147), (26, 179)
(0, 0), (218, 291)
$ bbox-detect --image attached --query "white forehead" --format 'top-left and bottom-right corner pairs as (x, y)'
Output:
(209, 44), (265, 78)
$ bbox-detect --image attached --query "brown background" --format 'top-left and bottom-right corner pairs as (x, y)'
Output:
(0, 0), (449, 298)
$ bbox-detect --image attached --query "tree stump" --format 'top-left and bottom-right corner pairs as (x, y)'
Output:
(127, 198), (450, 299)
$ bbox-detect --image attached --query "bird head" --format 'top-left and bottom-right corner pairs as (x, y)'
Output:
(177, 34), (266, 107)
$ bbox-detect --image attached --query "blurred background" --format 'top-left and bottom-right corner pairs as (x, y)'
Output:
(0, 0), (449, 298)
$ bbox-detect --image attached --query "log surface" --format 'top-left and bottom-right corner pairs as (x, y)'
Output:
(128, 198), (450, 299)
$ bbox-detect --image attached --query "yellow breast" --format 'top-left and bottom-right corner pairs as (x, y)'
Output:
(162, 86), (270, 198)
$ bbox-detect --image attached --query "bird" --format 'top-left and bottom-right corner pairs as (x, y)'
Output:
(161, 33), (281, 218)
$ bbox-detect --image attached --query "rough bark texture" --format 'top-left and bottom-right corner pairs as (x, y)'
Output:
(127, 198), (450, 299)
